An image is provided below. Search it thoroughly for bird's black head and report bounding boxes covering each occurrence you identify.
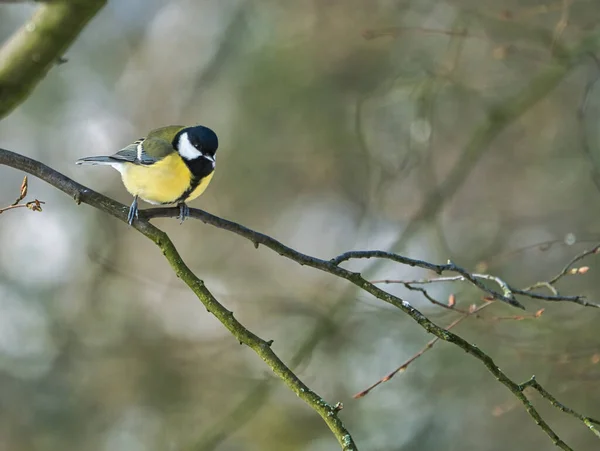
[173,125,219,161]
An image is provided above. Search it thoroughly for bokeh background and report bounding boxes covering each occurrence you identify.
[1,1,600,450]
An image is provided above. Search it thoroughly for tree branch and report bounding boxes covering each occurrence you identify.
[331,251,525,308]
[0,148,357,451]
[520,376,600,439]
[0,0,106,119]
[1,147,598,450]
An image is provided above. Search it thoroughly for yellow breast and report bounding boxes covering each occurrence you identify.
[120,154,214,205]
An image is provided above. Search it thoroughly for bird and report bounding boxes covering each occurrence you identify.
[76,125,218,225]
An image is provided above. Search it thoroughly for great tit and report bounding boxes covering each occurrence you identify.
[76,125,218,225]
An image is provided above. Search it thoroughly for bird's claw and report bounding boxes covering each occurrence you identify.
[178,203,189,224]
[127,196,139,226]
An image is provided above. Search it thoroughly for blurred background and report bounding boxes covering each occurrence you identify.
[1,1,600,450]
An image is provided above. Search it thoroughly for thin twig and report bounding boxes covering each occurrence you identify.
[372,276,464,285]
[362,26,476,41]
[523,244,600,290]
[487,309,544,321]
[0,176,44,214]
[403,283,467,312]
[0,200,44,214]
[372,270,599,308]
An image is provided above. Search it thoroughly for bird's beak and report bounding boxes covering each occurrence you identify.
[203,154,215,163]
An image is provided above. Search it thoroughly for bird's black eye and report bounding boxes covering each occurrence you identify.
[189,135,206,153]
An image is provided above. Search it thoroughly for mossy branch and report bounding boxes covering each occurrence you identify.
[0,0,106,119]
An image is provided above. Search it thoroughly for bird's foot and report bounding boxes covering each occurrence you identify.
[127,196,139,226]
[178,203,189,224]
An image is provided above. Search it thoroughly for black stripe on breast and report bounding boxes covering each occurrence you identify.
[175,156,214,203]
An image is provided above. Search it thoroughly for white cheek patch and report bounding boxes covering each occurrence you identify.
[178,132,202,160]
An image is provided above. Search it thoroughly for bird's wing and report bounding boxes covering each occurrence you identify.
[107,126,185,165]
[146,125,185,141]
[141,135,179,160]
[109,138,161,165]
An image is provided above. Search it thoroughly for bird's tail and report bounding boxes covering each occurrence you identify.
[75,156,116,165]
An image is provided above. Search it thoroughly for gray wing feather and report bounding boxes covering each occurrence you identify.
[111,141,157,165]
[76,139,158,166]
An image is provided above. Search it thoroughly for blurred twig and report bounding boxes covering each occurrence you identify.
[478,236,600,271]
[362,26,478,41]
[551,0,572,52]
[2,148,599,449]
[0,0,106,119]
[497,1,571,22]
[354,301,498,398]
[354,280,543,398]
[369,26,600,259]
[577,53,600,192]
[191,379,272,451]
